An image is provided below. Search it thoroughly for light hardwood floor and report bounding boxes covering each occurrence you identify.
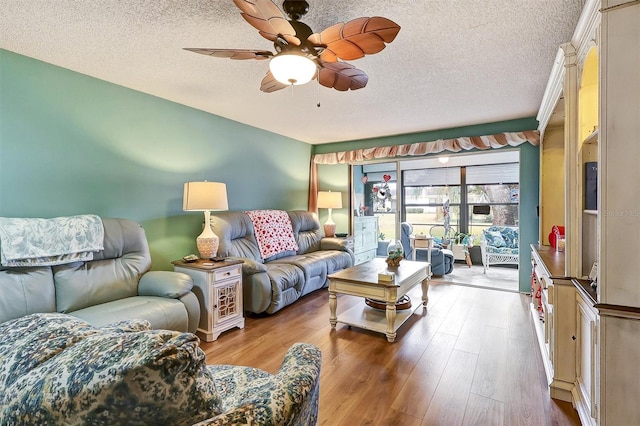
[433,263,520,293]
[200,281,580,425]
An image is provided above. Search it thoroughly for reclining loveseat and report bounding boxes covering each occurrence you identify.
[211,210,354,314]
[0,216,199,332]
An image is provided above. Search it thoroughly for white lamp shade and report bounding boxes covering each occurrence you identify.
[269,53,317,86]
[183,181,228,211]
[317,191,342,209]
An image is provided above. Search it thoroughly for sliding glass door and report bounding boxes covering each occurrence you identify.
[351,162,398,254]
[350,151,520,260]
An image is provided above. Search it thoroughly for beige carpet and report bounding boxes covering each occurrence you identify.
[431,262,519,292]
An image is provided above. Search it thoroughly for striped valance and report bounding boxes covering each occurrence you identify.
[312,130,540,165]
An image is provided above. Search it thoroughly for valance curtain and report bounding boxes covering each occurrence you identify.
[308,130,539,211]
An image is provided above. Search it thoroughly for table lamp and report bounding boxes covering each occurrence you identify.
[317,190,342,237]
[183,181,228,258]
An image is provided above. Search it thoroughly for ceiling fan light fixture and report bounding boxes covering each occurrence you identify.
[269,52,316,86]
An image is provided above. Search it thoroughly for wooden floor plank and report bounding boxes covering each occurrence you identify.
[421,349,478,425]
[454,304,489,354]
[437,294,472,336]
[462,393,505,426]
[201,278,581,426]
[470,325,508,402]
[504,335,547,425]
[390,331,457,418]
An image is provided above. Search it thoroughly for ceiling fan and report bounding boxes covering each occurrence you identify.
[184,0,401,93]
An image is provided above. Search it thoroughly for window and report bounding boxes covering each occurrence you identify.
[352,152,520,247]
[403,167,461,236]
[466,164,519,238]
[402,162,519,242]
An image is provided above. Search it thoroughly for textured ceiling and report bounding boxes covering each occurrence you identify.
[0,1,582,144]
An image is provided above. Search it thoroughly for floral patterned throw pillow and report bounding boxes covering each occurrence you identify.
[245,210,299,260]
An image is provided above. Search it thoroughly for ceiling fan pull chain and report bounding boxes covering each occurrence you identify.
[316,77,321,108]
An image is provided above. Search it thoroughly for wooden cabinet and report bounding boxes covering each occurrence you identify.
[596,4,640,424]
[574,280,599,426]
[530,245,576,402]
[353,216,378,265]
[173,259,245,342]
[536,1,640,423]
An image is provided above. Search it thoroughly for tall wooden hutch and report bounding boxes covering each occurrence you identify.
[534,0,640,424]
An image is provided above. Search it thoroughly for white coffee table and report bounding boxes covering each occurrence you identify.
[327,258,429,342]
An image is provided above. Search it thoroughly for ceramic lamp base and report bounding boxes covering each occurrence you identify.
[197,234,219,259]
[323,223,336,238]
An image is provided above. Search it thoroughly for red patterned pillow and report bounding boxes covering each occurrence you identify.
[245,210,299,260]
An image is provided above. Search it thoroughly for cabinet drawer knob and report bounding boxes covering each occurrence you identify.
[225,272,231,276]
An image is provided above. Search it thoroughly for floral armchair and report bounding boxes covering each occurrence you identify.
[480,226,519,273]
[0,313,321,426]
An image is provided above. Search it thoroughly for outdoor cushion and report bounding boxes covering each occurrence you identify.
[486,246,519,255]
[485,230,507,248]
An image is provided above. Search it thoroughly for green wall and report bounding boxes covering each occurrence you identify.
[518,143,540,292]
[0,49,541,287]
[0,50,311,269]
[315,118,540,293]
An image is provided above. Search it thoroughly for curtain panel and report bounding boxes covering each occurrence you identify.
[308,130,539,211]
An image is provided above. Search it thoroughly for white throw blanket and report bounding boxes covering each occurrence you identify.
[0,214,104,267]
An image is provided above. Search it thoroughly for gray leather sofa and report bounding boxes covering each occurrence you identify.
[0,218,199,332]
[212,210,354,314]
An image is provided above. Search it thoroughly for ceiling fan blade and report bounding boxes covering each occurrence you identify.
[233,0,300,46]
[318,61,368,91]
[309,16,401,62]
[260,71,290,93]
[184,48,273,60]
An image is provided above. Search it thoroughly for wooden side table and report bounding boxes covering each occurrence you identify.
[409,236,433,278]
[172,259,245,342]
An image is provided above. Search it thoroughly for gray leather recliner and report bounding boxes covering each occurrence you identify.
[400,222,454,275]
[0,218,199,332]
